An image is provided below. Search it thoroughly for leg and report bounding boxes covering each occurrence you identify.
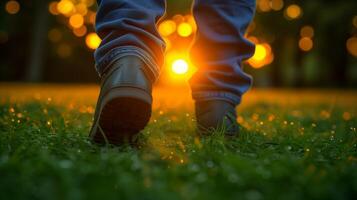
[90,0,166,145]
[190,0,256,135]
[95,0,166,81]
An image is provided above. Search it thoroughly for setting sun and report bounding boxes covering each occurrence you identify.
[172,59,189,75]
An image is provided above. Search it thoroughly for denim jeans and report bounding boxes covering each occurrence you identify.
[95,0,256,106]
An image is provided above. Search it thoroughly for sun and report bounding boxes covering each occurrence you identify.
[171,59,189,75]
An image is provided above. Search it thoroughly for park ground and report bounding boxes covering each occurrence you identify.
[0,84,356,200]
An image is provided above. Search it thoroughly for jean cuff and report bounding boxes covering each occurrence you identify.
[95,46,160,82]
[192,91,242,106]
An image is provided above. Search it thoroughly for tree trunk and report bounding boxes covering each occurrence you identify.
[25,0,49,82]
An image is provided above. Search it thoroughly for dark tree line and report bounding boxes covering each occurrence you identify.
[0,0,356,87]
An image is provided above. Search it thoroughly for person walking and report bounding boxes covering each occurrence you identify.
[90,0,256,144]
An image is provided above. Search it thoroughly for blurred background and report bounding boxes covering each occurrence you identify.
[0,0,356,88]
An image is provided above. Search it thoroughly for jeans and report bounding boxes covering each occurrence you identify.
[95,0,256,106]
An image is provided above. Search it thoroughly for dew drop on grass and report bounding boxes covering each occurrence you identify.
[195,173,207,183]
[59,160,72,169]
[245,190,262,200]
[228,173,239,183]
[286,146,292,151]
[206,160,214,168]
[189,164,199,172]
[330,136,334,141]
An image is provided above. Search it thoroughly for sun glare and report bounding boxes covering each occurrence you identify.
[172,59,189,75]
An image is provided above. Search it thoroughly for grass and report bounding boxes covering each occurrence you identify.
[0,85,356,200]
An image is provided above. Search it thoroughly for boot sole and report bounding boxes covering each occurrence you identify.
[90,87,152,145]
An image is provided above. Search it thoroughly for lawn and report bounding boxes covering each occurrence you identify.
[0,84,356,200]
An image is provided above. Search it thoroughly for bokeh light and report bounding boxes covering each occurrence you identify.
[300,26,314,38]
[247,41,273,69]
[299,37,313,52]
[353,16,357,28]
[285,4,302,20]
[85,11,96,25]
[48,28,62,43]
[57,0,74,15]
[271,0,284,11]
[73,26,87,37]
[85,33,101,50]
[186,15,197,32]
[158,20,176,37]
[177,23,193,37]
[253,45,267,61]
[69,14,84,29]
[172,14,185,24]
[258,0,271,12]
[5,0,20,15]
[346,37,357,57]
[57,43,72,58]
[48,2,59,15]
[75,3,88,16]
